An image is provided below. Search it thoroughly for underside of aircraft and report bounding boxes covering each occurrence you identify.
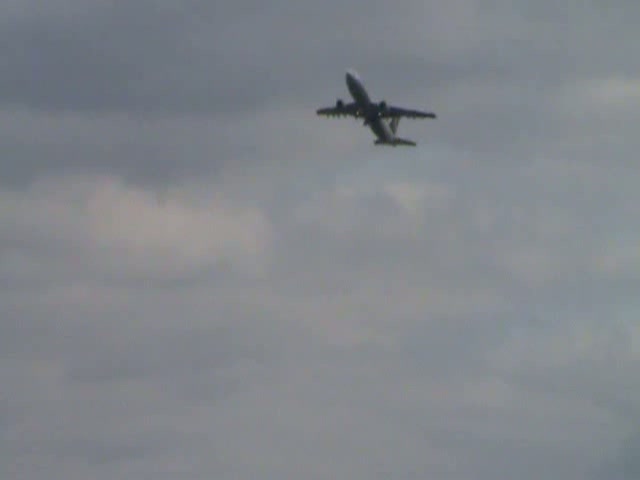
[316,70,437,146]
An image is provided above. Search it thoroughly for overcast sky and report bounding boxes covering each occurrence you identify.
[1,1,640,479]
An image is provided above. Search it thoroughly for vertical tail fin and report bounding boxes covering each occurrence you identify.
[389,117,400,134]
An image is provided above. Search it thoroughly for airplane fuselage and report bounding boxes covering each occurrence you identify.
[345,70,396,144]
[317,69,435,146]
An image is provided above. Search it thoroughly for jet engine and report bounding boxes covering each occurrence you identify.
[378,101,388,113]
[336,99,344,109]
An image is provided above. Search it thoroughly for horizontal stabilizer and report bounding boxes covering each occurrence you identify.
[374,138,416,147]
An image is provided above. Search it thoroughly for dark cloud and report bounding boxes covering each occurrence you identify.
[1,0,638,185]
[1,0,634,116]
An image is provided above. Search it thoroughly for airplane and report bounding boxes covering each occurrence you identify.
[316,69,436,146]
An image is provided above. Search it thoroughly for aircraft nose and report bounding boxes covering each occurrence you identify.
[346,69,360,83]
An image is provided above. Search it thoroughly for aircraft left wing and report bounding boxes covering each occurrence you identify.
[379,106,436,119]
[316,102,361,118]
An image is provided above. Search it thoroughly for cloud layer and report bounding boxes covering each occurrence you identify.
[2,1,640,479]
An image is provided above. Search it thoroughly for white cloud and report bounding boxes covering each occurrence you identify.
[0,175,273,281]
[595,241,640,276]
[553,76,640,137]
[86,177,272,276]
[292,179,453,241]
[3,158,640,480]
[581,77,640,107]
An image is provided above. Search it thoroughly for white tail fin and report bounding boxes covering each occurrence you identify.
[389,117,400,134]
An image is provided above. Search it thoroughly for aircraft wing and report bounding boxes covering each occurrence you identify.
[379,106,436,119]
[316,102,361,118]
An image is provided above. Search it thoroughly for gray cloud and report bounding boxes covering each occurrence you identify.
[594,433,640,480]
[2,1,640,479]
[2,0,639,184]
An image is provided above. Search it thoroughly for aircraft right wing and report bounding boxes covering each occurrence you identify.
[316,102,361,118]
[379,106,437,119]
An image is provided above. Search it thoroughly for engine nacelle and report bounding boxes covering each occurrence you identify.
[379,101,388,112]
[336,99,344,109]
